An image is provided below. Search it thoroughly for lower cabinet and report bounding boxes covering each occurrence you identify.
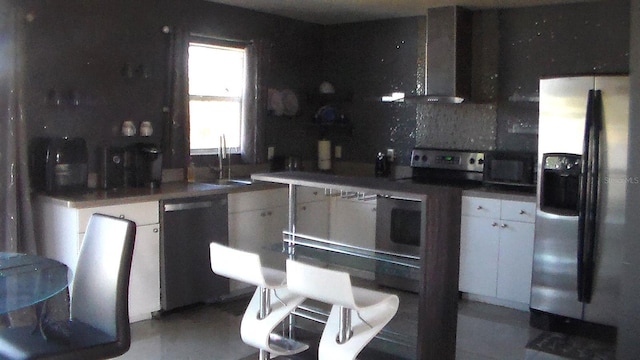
[329,196,377,249]
[35,199,161,323]
[459,195,536,308]
[128,224,161,322]
[296,187,330,239]
[227,188,288,292]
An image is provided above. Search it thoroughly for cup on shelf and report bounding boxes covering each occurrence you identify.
[140,121,153,136]
[121,120,136,136]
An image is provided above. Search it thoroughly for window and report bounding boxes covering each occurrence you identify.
[188,42,246,155]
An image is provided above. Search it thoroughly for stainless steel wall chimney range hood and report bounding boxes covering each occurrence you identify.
[405,6,472,104]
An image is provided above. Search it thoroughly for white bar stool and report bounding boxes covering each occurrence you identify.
[209,243,309,359]
[286,259,400,360]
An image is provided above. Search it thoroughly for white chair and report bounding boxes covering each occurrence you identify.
[209,243,308,359]
[286,259,400,360]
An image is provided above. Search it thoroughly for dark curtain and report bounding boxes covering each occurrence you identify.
[0,0,36,254]
[242,39,269,164]
[162,26,189,173]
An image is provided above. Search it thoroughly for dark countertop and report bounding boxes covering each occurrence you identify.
[463,186,536,202]
[252,171,460,199]
[35,181,284,209]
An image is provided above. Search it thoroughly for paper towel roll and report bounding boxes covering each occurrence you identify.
[318,139,331,170]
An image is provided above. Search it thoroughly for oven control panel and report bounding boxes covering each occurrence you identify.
[410,148,485,173]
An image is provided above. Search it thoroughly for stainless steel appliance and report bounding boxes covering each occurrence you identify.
[483,151,536,188]
[531,75,629,328]
[124,143,163,188]
[376,148,484,292]
[29,137,88,194]
[97,146,125,189]
[409,148,485,184]
[160,195,229,311]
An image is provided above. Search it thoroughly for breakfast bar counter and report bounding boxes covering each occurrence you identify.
[34,181,283,209]
[252,171,463,360]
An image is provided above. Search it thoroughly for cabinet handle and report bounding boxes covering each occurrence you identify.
[301,206,307,211]
[267,211,272,216]
[501,223,508,228]
[491,222,498,227]
[519,210,526,215]
[261,212,266,217]
[313,191,318,196]
[119,214,125,219]
[153,228,159,233]
[477,206,483,210]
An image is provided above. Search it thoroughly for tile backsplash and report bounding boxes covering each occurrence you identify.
[415,103,497,151]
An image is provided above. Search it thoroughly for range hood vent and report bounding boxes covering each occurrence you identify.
[407,6,472,104]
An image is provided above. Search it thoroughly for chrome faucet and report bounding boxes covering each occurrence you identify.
[218,135,225,180]
[217,134,231,180]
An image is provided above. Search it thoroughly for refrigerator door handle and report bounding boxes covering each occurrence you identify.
[577,89,602,303]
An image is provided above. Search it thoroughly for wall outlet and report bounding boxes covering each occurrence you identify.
[267,146,275,160]
[386,148,395,162]
[335,145,342,159]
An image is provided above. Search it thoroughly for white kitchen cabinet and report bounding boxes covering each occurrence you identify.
[459,215,500,297]
[296,187,330,239]
[459,195,536,308]
[329,196,377,250]
[227,188,288,292]
[34,199,161,323]
[128,223,161,322]
[496,219,535,303]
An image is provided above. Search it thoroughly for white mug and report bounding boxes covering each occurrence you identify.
[140,121,153,136]
[121,120,136,136]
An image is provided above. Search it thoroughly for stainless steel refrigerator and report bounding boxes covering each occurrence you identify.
[531,75,629,327]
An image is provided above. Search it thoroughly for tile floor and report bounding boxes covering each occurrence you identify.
[114,298,547,360]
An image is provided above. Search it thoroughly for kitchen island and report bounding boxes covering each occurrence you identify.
[252,171,463,360]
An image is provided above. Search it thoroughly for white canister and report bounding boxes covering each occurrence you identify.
[318,139,331,170]
[121,120,136,136]
[140,121,153,136]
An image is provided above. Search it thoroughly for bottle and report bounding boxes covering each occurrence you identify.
[375,152,389,177]
[187,158,196,182]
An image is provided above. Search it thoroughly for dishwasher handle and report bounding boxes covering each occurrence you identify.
[163,200,215,212]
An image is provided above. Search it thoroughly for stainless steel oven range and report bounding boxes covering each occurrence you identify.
[375,148,484,293]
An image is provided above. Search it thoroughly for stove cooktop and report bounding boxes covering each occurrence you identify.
[407,148,485,188]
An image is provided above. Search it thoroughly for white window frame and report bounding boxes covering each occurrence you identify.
[188,40,247,156]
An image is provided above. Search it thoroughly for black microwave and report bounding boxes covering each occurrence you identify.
[483,151,536,188]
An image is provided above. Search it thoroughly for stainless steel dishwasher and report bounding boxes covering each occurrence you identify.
[160,194,229,311]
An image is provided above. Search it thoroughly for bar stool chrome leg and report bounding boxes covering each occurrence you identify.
[337,306,352,344]
[259,287,271,360]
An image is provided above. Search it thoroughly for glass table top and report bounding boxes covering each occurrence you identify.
[0,252,69,314]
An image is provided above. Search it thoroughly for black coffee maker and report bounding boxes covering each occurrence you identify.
[124,143,163,188]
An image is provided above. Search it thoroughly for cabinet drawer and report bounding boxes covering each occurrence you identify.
[228,188,288,213]
[78,201,159,231]
[500,200,536,223]
[461,197,501,219]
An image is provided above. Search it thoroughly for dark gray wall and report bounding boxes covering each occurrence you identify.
[20,0,322,171]
[319,1,629,165]
[497,0,630,152]
[18,0,630,170]
[321,17,425,165]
